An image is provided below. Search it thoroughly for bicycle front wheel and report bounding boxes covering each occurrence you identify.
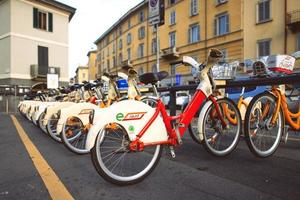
[244,92,284,158]
[202,98,242,156]
[91,123,163,185]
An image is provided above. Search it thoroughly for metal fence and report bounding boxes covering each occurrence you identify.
[0,85,31,113]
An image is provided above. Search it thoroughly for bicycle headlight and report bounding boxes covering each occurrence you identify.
[89,110,95,124]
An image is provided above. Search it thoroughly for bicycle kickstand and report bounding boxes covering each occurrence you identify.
[169,146,176,158]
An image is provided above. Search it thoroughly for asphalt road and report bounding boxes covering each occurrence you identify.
[1,113,300,200]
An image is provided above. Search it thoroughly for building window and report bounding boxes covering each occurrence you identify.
[138,43,144,58]
[33,8,53,32]
[169,31,176,47]
[216,0,228,5]
[139,11,145,23]
[107,47,109,56]
[189,24,200,43]
[152,39,157,54]
[257,0,271,23]
[257,39,271,57]
[169,0,177,5]
[127,48,131,60]
[128,19,131,29]
[106,37,109,45]
[112,43,116,54]
[119,53,123,65]
[215,13,229,36]
[297,34,300,51]
[138,67,144,75]
[190,0,198,16]
[138,26,145,39]
[82,73,86,79]
[38,46,49,75]
[127,33,132,45]
[107,59,110,71]
[152,64,157,72]
[119,39,123,49]
[113,56,116,68]
[170,10,176,25]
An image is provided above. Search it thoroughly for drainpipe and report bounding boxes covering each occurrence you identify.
[284,0,287,54]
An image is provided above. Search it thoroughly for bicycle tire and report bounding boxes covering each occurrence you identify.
[244,91,284,158]
[61,117,89,154]
[91,123,163,185]
[202,97,242,156]
[47,113,61,142]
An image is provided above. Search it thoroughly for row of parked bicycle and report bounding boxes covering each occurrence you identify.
[18,49,300,185]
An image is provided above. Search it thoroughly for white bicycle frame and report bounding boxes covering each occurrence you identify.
[85,55,217,151]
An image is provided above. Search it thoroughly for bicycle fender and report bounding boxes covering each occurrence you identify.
[43,102,75,126]
[197,100,214,141]
[85,100,168,151]
[56,102,99,134]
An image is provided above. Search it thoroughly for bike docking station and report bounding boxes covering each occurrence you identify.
[136,72,300,116]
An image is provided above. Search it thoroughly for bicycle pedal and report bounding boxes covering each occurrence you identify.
[169,146,176,158]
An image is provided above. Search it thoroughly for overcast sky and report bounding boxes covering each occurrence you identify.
[56,0,143,78]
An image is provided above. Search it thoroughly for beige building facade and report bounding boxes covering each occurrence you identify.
[0,0,75,85]
[94,0,300,85]
[87,50,97,81]
[75,66,88,84]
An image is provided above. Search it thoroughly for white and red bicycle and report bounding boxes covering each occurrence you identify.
[85,49,242,185]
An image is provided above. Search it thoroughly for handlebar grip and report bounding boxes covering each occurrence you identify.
[170,60,183,65]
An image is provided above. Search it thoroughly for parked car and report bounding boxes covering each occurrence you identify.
[161,91,191,109]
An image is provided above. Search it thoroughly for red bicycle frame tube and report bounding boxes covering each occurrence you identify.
[135,90,206,143]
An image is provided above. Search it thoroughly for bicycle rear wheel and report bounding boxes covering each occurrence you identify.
[244,92,284,158]
[38,111,48,134]
[202,98,241,156]
[61,117,89,154]
[91,123,162,185]
[47,113,61,142]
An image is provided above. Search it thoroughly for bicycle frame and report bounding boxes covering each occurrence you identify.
[270,86,300,130]
[129,90,227,151]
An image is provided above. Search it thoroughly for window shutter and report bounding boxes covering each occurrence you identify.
[226,14,229,33]
[188,28,191,43]
[214,18,217,36]
[197,25,200,41]
[33,8,38,28]
[48,12,53,32]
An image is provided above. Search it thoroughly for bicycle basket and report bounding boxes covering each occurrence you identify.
[212,61,239,80]
[266,55,295,74]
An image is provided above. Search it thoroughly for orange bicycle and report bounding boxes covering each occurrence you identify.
[244,84,300,158]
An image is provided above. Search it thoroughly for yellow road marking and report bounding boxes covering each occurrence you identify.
[10,115,74,200]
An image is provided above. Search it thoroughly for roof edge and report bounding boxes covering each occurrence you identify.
[94,0,148,45]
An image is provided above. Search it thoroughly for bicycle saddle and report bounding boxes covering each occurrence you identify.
[94,79,104,87]
[139,71,169,85]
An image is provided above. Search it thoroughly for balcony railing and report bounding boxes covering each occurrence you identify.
[287,10,300,32]
[30,65,60,80]
[161,47,179,60]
